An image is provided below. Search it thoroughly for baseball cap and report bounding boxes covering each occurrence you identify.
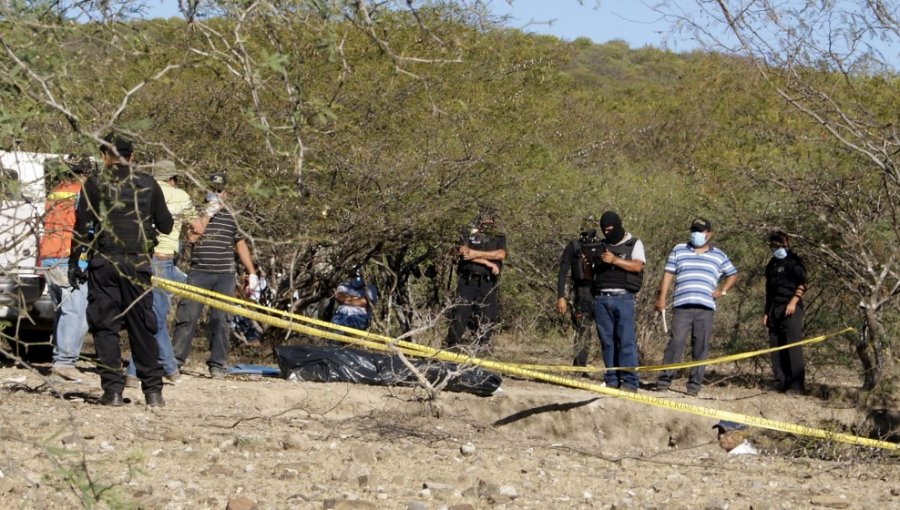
[209,173,227,192]
[152,160,180,181]
[64,153,95,175]
[99,132,133,157]
[690,217,712,232]
[712,420,747,433]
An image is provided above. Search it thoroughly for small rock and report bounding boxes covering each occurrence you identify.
[203,464,234,476]
[100,441,114,451]
[330,500,376,510]
[407,502,428,510]
[350,445,377,464]
[61,434,79,446]
[809,495,850,509]
[891,488,900,496]
[133,495,168,509]
[499,485,518,498]
[423,481,456,492]
[226,496,258,510]
[460,442,476,457]
[449,505,476,510]
[161,428,187,443]
[476,480,500,500]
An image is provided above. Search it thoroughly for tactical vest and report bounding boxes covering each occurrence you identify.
[458,233,504,277]
[95,170,158,255]
[571,239,604,283]
[592,238,643,293]
[765,254,804,305]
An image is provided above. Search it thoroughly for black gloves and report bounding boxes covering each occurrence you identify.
[67,265,86,289]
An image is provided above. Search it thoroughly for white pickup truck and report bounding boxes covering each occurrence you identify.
[1,150,56,359]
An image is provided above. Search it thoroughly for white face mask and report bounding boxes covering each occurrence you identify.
[690,231,707,247]
[206,191,218,202]
[772,247,788,259]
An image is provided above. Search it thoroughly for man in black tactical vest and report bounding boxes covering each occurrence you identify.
[445,209,507,352]
[69,133,173,407]
[764,231,807,394]
[591,211,645,391]
[556,217,603,367]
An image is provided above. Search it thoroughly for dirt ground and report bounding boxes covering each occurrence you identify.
[1,335,898,510]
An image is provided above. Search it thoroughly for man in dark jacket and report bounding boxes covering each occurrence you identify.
[764,231,807,394]
[445,209,507,352]
[69,133,173,407]
[556,217,602,367]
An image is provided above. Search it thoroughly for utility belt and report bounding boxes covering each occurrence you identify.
[593,289,631,297]
[460,272,496,284]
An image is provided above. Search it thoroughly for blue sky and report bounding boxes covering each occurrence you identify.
[144,0,700,51]
[489,0,702,51]
[144,0,896,66]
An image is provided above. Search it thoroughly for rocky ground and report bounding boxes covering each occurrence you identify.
[1,338,898,510]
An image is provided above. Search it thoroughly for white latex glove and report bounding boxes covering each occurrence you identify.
[203,197,223,217]
[246,273,261,302]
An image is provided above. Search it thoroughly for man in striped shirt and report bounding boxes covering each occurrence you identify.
[653,218,737,396]
[171,173,257,379]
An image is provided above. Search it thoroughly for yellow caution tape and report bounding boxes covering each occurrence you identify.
[512,328,856,373]
[153,277,898,451]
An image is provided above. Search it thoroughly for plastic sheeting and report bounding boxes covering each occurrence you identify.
[274,344,501,397]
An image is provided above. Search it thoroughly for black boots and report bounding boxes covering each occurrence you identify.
[145,392,165,407]
[99,392,124,406]
[98,391,165,407]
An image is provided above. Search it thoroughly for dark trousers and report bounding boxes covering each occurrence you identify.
[446,274,499,349]
[571,286,595,367]
[657,306,715,393]
[593,293,639,389]
[86,255,162,395]
[768,303,805,391]
[172,270,235,369]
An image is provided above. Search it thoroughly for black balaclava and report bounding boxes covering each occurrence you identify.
[599,211,625,244]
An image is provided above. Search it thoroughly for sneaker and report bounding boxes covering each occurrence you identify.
[651,383,670,392]
[686,387,700,397]
[125,375,140,388]
[50,366,83,383]
[209,367,227,379]
[620,386,638,393]
[164,370,182,384]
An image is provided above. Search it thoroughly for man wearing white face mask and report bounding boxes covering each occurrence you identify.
[653,217,737,396]
[764,231,807,394]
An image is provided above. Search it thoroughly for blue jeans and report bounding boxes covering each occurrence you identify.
[593,293,639,389]
[172,270,235,370]
[331,312,370,331]
[49,278,89,367]
[125,257,185,377]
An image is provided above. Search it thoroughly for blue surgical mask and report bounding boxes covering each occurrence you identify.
[772,247,788,259]
[206,191,218,202]
[690,231,707,247]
